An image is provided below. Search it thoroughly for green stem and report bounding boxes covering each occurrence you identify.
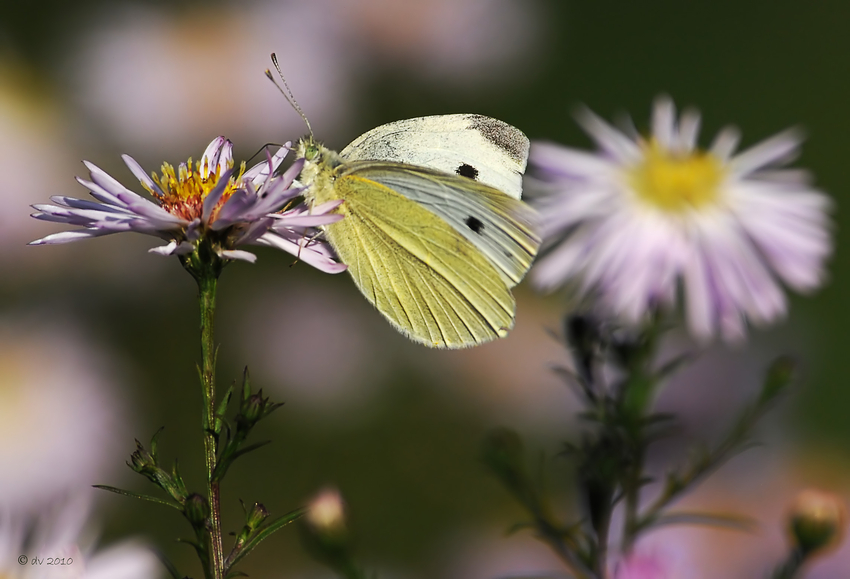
[622,446,644,553]
[199,273,224,579]
[620,321,660,553]
[593,507,612,578]
[772,547,805,579]
[528,504,596,579]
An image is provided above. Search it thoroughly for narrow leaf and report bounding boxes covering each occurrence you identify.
[153,550,185,579]
[225,507,306,572]
[212,441,271,482]
[93,485,181,510]
[650,510,756,532]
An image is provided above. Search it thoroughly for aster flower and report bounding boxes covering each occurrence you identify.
[530,97,832,341]
[0,318,122,513]
[30,136,346,274]
[0,495,160,579]
[613,551,672,579]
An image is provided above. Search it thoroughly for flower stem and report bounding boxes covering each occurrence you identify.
[772,548,805,579]
[199,273,224,579]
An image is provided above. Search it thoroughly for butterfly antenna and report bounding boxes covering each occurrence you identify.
[266,53,313,138]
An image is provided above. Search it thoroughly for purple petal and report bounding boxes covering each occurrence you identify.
[244,142,293,187]
[255,231,347,274]
[202,168,234,223]
[730,129,802,175]
[29,229,114,245]
[122,154,164,196]
[219,249,257,263]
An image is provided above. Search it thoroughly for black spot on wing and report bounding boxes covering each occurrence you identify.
[465,216,484,234]
[456,163,479,179]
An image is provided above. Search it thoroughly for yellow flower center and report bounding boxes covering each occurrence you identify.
[146,157,245,223]
[628,140,725,212]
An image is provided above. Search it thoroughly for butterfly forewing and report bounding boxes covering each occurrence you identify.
[339,114,529,199]
[343,162,540,287]
[326,173,515,348]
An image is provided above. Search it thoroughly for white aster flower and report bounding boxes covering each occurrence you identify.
[530,97,833,341]
[30,137,346,274]
[0,318,124,513]
[0,495,161,579]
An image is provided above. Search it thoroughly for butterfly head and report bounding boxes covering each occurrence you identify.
[296,136,321,163]
[293,136,341,201]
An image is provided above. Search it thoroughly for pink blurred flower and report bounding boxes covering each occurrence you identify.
[531,96,832,341]
[614,551,670,579]
[30,137,346,273]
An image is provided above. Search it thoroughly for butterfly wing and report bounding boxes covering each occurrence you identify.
[340,114,529,200]
[324,172,516,348]
[341,162,540,288]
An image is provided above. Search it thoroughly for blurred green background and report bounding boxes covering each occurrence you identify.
[3,1,849,577]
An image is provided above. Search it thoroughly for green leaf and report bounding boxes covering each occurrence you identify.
[759,356,796,406]
[92,485,181,510]
[241,367,252,402]
[654,352,694,381]
[212,441,271,482]
[505,521,535,535]
[153,550,185,579]
[650,510,756,532]
[214,384,235,437]
[225,507,306,573]
[150,426,166,457]
[176,537,207,559]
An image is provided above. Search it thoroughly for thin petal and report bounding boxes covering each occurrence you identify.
[202,168,234,223]
[219,249,257,263]
[254,231,347,274]
[122,155,164,196]
[575,106,642,163]
[729,128,802,175]
[651,96,676,150]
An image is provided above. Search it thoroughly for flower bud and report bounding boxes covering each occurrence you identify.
[246,502,270,532]
[789,489,846,556]
[306,487,347,538]
[184,493,210,528]
[128,440,157,475]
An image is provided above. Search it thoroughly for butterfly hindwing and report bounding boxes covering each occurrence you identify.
[339,114,529,200]
[341,162,540,287]
[324,173,515,348]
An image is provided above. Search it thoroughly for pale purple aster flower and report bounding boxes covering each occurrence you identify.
[0,494,161,579]
[531,96,832,341]
[30,136,346,274]
[613,551,671,579]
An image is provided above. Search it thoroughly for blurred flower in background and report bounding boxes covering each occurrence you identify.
[0,58,79,269]
[605,450,850,578]
[613,550,675,579]
[319,0,541,85]
[233,281,395,414]
[530,96,833,341]
[66,0,543,157]
[0,494,161,579]
[0,316,128,513]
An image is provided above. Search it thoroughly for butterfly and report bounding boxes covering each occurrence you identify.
[294,114,540,348]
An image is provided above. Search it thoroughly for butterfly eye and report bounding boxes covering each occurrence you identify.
[305,144,320,161]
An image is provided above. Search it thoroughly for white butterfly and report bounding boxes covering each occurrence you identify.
[295,113,540,348]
